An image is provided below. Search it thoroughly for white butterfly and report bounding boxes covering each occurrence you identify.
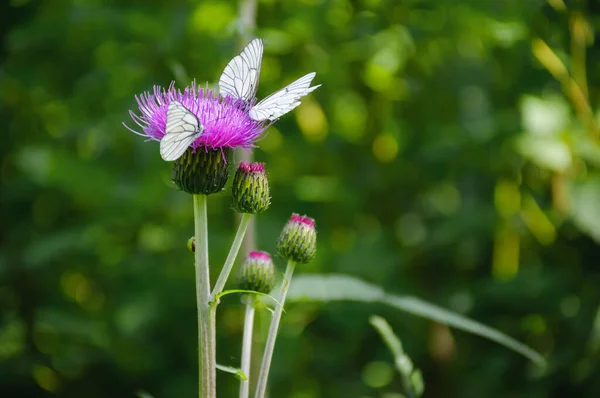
[160,101,204,161]
[218,38,263,102]
[219,38,320,122]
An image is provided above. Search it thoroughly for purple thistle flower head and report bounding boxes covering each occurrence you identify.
[126,38,320,161]
[126,81,269,151]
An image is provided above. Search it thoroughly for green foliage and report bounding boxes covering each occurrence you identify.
[2,0,600,397]
[288,274,545,366]
[215,289,282,310]
[215,364,248,381]
[370,315,424,397]
[135,391,155,398]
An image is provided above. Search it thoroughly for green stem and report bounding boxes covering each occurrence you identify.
[233,0,257,253]
[401,373,416,398]
[208,302,217,395]
[253,260,296,398]
[237,0,257,42]
[212,213,252,297]
[239,296,256,398]
[193,194,216,398]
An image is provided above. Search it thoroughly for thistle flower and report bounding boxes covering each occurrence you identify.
[126,81,268,153]
[125,38,320,162]
[125,82,262,194]
[232,162,270,214]
[238,251,276,294]
[277,213,317,264]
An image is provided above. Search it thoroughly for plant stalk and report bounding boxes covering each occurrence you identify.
[212,213,252,297]
[253,260,296,398]
[193,194,216,398]
[236,0,258,258]
[401,373,416,398]
[238,0,257,42]
[239,296,256,398]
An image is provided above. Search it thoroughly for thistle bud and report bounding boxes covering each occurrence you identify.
[238,251,276,294]
[276,213,317,264]
[231,162,270,214]
[172,147,230,195]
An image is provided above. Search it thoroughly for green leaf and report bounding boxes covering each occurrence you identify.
[370,315,406,364]
[288,274,546,367]
[135,391,155,398]
[520,95,569,137]
[516,134,572,172]
[216,364,248,381]
[215,289,284,310]
[569,175,600,243]
[370,315,422,397]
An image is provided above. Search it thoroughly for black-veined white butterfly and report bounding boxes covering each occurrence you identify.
[218,38,320,122]
[160,101,204,161]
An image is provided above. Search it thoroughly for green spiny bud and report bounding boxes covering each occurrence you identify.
[231,162,270,214]
[172,147,230,195]
[276,213,317,264]
[238,251,276,294]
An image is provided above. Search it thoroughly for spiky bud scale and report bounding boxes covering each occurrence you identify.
[172,147,230,195]
[231,162,270,214]
[238,251,276,294]
[276,213,317,264]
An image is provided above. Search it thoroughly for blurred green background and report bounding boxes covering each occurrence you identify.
[2,0,600,397]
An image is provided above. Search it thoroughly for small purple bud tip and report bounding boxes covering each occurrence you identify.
[239,161,265,174]
[232,161,270,214]
[238,250,276,293]
[277,213,317,264]
[248,250,271,261]
[290,213,315,228]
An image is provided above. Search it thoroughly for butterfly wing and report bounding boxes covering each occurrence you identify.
[160,101,204,161]
[249,72,320,122]
[218,38,263,101]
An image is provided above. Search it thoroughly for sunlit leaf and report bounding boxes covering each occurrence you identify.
[216,364,248,381]
[569,175,600,243]
[135,391,155,398]
[288,274,546,367]
[216,289,283,309]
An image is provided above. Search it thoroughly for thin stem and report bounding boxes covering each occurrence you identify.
[208,302,217,395]
[193,194,216,398]
[253,261,296,398]
[236,0,258,257]
[212,213,253,297]
[239,296,256,398]
[401,374,416,398]
[238,0,257,42]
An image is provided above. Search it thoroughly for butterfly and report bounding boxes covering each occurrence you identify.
[160,39,320,161]
[218,38,321,121]
[160,100,204,161]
